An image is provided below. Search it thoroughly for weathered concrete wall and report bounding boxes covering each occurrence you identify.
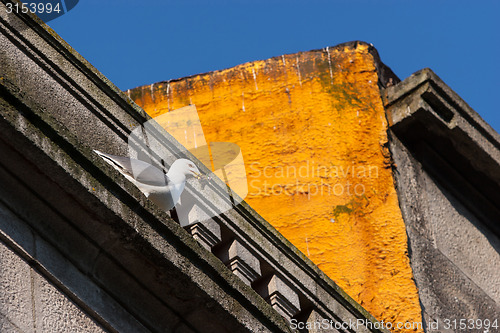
[0,208,107,333]
[384,69,500,330]
[129,42,424,331]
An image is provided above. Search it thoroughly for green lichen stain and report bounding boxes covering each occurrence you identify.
[332,195,370,221]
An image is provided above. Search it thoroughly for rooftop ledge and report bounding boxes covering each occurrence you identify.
[0,1,388,332]
[383,68,500,236]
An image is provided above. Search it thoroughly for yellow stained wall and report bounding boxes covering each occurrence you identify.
[130,42,423,332]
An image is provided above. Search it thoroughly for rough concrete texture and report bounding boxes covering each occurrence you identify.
[384,68,500,329]
[0,223,108,333]
[129,41,423,331]
[0,1,390,332]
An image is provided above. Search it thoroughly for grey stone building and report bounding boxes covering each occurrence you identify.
[384,69,500,330]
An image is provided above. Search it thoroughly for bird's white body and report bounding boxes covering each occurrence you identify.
[94,150,202,211]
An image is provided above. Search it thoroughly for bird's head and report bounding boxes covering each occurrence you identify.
[172,159,203,179]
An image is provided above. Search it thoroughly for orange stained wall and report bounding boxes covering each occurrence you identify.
[129,42,423,332]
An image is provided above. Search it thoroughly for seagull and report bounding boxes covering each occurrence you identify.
[94,150,203,211]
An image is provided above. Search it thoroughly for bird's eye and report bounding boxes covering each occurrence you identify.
[188,163,194,168]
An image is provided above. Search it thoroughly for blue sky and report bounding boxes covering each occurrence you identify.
[49,0,499,132]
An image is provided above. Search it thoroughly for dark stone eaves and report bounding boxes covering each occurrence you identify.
[383,67,500,236]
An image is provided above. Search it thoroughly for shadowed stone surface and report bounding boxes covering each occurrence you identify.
[384,68,500,330]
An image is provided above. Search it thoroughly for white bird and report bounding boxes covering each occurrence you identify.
[94,150,203,211]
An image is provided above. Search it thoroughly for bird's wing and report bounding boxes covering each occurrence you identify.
[94,150,169,187]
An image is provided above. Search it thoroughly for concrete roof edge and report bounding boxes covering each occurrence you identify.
[383,67,500,147]
[383,67,500,236]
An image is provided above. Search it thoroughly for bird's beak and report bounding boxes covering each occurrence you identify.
[193,172,203,180]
